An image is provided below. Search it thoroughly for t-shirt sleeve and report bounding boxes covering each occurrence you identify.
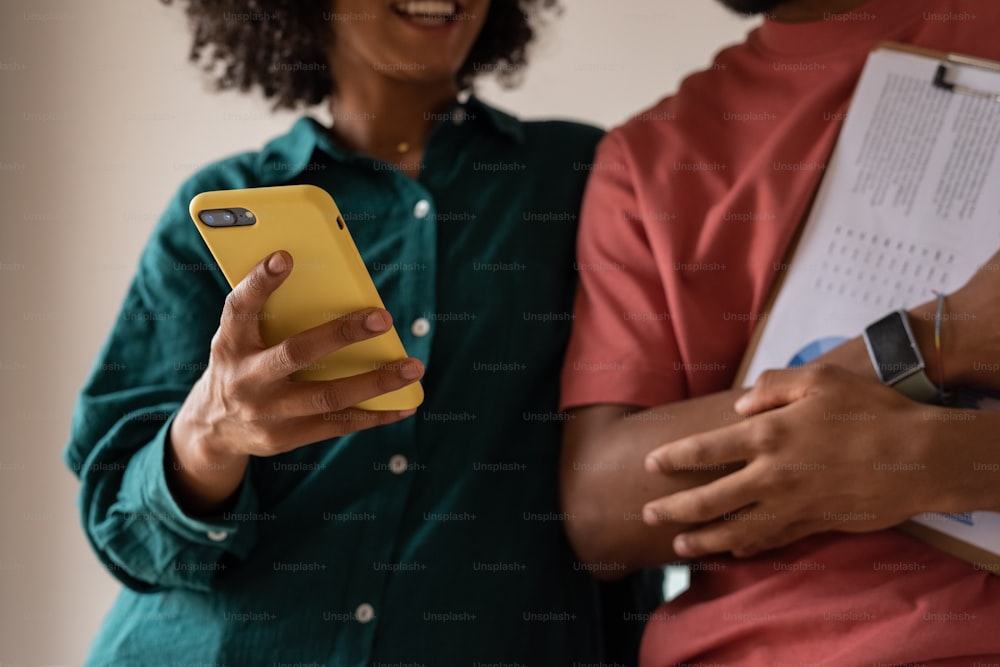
[560,131,687,411]
[64,183,260,592]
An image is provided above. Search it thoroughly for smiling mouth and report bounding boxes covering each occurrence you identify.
[391,1,461,25]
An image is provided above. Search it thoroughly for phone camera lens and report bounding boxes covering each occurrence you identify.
[199,208,250,226]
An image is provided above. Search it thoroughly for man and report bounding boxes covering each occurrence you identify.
[560,0,1000,663]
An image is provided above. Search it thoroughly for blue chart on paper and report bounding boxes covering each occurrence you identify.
[787,336,850,368]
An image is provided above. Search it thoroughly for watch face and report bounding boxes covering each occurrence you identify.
[866,311,921,384]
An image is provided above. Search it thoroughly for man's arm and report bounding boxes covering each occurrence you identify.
[642,365,1000,558]
[560,334,891,576]
[559,128,1000,575]
[561,393,742,576]
[638,255,1000,558]
[562,274,999,577]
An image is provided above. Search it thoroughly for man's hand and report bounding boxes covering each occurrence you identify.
[559,247,1000,572]
[641,365,947,558]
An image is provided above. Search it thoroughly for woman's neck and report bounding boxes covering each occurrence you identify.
[328,72,459,178]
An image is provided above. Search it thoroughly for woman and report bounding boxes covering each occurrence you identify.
[65,0,654,664]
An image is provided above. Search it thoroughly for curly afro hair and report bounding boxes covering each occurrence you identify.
[160,0,560,109]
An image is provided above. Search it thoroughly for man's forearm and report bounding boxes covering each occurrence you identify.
[912,406,1000,515]
[561,391,747,575]
[560,299,965,575]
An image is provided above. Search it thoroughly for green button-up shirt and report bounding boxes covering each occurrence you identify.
[66,98,621,666]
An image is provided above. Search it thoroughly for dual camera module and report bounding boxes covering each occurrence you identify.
[199,207,256,227]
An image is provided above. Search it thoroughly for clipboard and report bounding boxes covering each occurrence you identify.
[734,42,1000,573]
[735,42,1000,387]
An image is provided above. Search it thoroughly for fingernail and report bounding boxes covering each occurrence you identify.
[267,252,287,274]
[644,455,660,473]
[674,535,691,556]
[734,394,751,413]
[398,408,417,418]
[400,361,423,380]
[364,311,389,332]
[643,506,660,525]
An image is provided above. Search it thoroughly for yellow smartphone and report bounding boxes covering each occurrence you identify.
[189,184,423,411]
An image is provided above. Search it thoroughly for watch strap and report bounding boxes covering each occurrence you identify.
[863,310,939,403]
[894,367,939,403]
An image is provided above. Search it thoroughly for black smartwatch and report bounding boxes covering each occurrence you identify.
[863,310,939,403]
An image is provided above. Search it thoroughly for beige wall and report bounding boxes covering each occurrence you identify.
[0,1,754,663]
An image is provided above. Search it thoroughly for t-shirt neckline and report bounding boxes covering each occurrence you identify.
[756,0,932,57]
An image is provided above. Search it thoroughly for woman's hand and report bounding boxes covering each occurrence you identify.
[167,251,424,514]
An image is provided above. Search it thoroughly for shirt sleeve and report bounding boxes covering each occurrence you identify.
[65,186,260,593]
[560,131,687,411]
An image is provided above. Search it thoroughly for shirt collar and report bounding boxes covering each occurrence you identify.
[463,94,525,144]
[255,94,524,181]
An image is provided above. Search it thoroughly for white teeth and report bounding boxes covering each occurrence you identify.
[392,1,458,19]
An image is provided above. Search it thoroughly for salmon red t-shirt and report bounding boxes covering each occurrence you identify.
[561,0,1000,663]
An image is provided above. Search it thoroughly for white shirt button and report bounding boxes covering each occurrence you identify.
[411,317,431,337]
[413,199,431,220]
[206,530,229,542]
[389,454,409,475]
[452,107,467,125]
[355,603,375,624]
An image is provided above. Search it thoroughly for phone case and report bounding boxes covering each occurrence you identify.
[189,184,423,411]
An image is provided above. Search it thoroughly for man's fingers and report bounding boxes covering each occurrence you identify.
[669,511,760,558]
[221,251,293,345]
[261,308,395,377]
[730,520,817,558]
[645,422,752,475]
[270,361,424,417]
[642,466,760,527]
[734,367,819,415]
[675,516,819,560]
